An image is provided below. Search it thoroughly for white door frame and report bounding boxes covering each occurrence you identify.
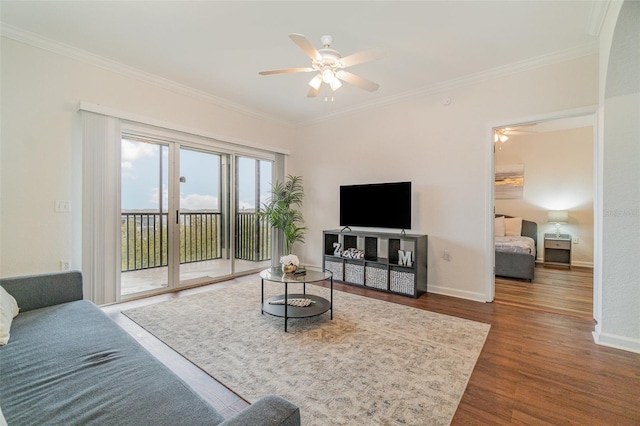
[485,106,600,323]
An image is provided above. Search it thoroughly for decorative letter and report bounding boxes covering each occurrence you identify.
[398,250,413,267]
[333,242,343,257]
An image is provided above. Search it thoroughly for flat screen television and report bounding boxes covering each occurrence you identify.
[340,181,411,230]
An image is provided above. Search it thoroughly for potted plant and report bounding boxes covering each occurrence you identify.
[260,175,306,272]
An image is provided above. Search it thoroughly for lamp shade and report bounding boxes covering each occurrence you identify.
[309,74,322,90]
[548,210,569,223]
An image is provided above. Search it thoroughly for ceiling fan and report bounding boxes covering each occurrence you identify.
[495,123,538,144]
[259,34,382,98]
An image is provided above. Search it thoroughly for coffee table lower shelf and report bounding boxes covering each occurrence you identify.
[262,294,332,331]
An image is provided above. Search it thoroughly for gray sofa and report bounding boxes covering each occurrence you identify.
[0,271,300,426]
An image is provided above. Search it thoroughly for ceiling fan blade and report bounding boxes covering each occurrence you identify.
[289,33,322,62]
[335,70,379,92]
[337,48,384,68]
[307,86,320,98]
[259,67,314,75]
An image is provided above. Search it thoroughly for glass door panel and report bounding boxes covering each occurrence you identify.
[120,137,270,297]
[120,138,169,297]
[178,147,231,286]
[235,156,273,273]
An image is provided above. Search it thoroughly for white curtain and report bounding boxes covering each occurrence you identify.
[81,111,121,305]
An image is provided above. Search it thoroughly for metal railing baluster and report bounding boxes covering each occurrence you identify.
[121,211,270,272]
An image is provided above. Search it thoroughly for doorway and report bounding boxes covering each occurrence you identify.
[492,114,595,318]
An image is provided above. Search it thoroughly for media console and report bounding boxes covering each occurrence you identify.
[322,229,427,298]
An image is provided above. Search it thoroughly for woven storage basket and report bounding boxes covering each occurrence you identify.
[390,269,415,296]
[325,260,343,281]
[365,265,387,290]
[345,262,364,285]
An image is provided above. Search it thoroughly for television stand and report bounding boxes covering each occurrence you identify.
[322,229,427,298]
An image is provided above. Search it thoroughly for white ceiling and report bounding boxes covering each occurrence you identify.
[0,1,601,126]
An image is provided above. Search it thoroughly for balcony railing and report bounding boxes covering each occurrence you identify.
[121,211,271,272]
[235,212,271,262]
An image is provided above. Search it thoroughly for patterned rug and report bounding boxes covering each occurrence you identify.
[123,279,490,425]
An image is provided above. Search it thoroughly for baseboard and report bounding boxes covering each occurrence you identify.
[571,261,594,268]
[427,285,487,303]
[593,329,640,354]
[536,260,594,268]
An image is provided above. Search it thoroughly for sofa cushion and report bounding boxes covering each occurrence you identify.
[0,271,83,313]
[0,300,225,425]
[0,285,20,345]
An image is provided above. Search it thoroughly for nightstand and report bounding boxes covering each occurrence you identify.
[544,233,572,268]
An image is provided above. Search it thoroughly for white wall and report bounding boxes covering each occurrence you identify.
[2,5,638,356]
[495,127,594,266]
[595,0,640,353]
[0,37,295,277]
[291,54,598,302]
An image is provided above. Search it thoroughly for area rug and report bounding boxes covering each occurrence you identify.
[123,279,490,425]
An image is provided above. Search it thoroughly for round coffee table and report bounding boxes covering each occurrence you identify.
[260,267,333,332]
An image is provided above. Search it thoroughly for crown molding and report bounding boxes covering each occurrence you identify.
[0,24,292,128]
[296,42,599,127]
[587,0,610,36]
[2,23,598,129]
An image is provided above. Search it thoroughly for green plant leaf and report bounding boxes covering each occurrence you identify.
[259,175,306,255]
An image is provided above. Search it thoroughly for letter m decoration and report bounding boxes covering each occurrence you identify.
[398,250,413,267]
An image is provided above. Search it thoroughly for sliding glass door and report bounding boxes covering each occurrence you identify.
[120,138,170,296]
[234,156,273,273]
[120,135,274,298]
[120,137,231,297]
[177,147,231,287]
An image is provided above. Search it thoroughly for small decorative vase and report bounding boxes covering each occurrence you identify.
[282,263,297,274]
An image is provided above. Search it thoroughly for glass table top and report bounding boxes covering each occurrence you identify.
[260,266,332,283]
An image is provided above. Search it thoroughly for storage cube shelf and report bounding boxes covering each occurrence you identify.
[323,229,428,298]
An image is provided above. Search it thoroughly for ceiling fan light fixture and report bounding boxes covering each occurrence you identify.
[309,74,322,90]
[494,130,509,143]
[260,33,381,98]
[321,66,334,83]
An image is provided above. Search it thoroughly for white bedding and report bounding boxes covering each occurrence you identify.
[495,235,536,257]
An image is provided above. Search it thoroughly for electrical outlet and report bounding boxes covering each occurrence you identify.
[60,260,70,271]
[573,237,579,244]
[55,200,71,212]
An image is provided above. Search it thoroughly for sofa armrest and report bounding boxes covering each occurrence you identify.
[220,395,300,426]
[0,271,83,312]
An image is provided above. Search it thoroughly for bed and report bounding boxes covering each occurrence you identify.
[495,214,538,282]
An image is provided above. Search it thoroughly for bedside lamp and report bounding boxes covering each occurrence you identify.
[548,210,568,237]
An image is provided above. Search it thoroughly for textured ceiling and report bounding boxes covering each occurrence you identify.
[1,1,601,126]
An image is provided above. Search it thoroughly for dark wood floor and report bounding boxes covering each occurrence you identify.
[103,272,640,425]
